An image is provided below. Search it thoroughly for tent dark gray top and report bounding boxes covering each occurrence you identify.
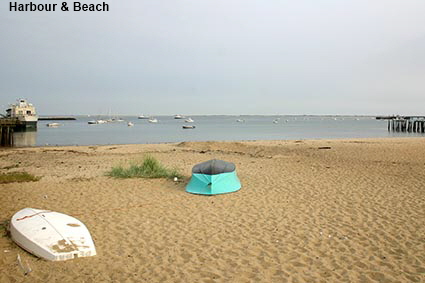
[192,159,236,175]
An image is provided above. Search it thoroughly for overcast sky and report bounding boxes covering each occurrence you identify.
[1,0,424,115]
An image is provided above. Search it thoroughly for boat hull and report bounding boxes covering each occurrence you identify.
[186,171,241,195]
[10,208,96,261]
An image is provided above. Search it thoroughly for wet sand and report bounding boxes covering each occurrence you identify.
[0,138,424,282]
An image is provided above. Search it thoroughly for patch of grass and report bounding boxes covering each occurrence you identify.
[0,220,10,237]
[0,172,41,184]
[107,155,183,179]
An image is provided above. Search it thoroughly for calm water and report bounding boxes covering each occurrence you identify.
[13,115,424,147]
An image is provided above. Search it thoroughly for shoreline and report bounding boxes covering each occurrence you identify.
[9,136,425,150]
[1,138,424,282]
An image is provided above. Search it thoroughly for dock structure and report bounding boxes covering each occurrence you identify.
[0,118,18,146]
[376,116,425,133]
[39,116,76,120]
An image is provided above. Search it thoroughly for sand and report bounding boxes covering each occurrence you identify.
[0,138,424,282]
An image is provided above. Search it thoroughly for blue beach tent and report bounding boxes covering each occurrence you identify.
[186,159,241,195]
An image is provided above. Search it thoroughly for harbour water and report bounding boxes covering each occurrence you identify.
[13,115,425,147]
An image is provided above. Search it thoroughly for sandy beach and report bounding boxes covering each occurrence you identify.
[0,138,424,282]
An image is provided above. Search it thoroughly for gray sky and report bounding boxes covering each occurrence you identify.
[1,0,425,115]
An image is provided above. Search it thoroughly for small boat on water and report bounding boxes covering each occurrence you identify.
[148,118,158,123]
[10,208,96,261]
[105,116,124,123]
[138,115,149,119]
[87,119,107,125]
[46,123,61,127]
[185,118,194,123]
[182,125,196,129]
[236,119,245,123]
[104,118,124,123]
[127,122,134,127]
[174,114,185,119]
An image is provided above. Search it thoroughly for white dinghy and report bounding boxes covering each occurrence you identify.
[10,208,96,261]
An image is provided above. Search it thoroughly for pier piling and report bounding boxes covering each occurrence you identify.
[0,125,14,146]
[378,116,425,134]
[0,118,18,147]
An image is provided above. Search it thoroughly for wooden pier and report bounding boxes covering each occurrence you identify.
[39,116,76,120]
[376,116,425,133]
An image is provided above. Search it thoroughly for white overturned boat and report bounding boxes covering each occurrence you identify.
[185,118,194,123]
[10,208,96,261]
[127,121,134,127]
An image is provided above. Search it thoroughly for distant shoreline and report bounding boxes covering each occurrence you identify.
[41,114,379,117]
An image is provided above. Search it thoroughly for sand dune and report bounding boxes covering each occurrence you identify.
[0,138,424,282]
